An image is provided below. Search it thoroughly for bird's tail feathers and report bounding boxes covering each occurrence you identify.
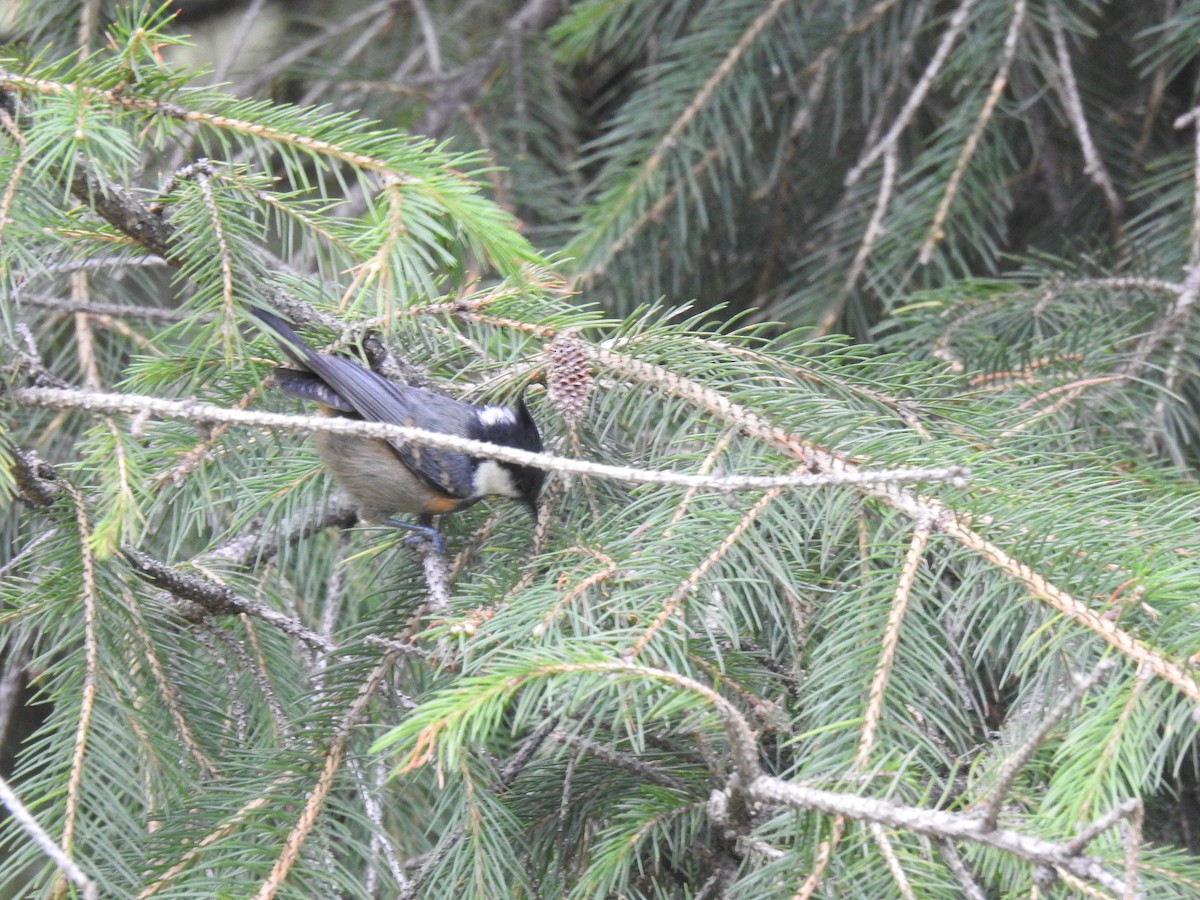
[249,306,318,369]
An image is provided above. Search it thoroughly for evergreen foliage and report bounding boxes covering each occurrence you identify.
[2,2,1200,897]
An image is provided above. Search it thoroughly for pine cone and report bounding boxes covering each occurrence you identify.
[545,330,593,425]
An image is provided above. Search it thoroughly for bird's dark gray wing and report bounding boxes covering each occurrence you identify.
[300,354,480,499]
[250,309,478,498]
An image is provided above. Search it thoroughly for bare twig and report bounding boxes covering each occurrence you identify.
[351,756,410,893]
[383,0,490,88]
[12,384,970,493]
[18,295,189,320]
[408,0,443,75]
[553,729,688,791]
[5,443,62,507]
[237,0,404,96]
[0,773,98,900]
[1046,7,1123,221]
[77,0,100,54]
[419,539,452,611]
[213,0,272,86]
[122,547,335,654]
[1124,799,1143,900]
[1179,109,1200,265]
[749,775,1136,897]
[844,0,981,186]
[2,323,68,390]
[978,659,1115,831]
[203,498,359,569]
[0,638,32,760]
[414,0,562,139]
[15,254,169,278]
[934,838,987,900]
[297,5,403,109]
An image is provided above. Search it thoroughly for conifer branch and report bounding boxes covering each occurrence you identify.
[569,0,796,281]
[0,101,27,240]
[934,839,988,900]
[123,596,219,778]
[0,70,412,177]
[589,345,1200,703]
[869,822,916,899]
[254,646,401,900]
[135,775,298,899]
[943,520,1200,703]
[397,719,561,900]
[815,145,897,337]
[5,8,1200,894]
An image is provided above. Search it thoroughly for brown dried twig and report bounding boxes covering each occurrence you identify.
[854,521,932,771]
[919,0,1027,263]
[58,483,99,872]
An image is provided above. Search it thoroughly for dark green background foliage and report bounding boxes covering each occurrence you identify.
[3,1,1200,897]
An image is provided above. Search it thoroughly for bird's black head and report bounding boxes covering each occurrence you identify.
[511,464,546,520]
[474,393,546,517]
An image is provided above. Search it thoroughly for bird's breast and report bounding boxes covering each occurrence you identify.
[313,432,464,520]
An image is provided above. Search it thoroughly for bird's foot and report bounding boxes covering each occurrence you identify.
[384,517,446,556]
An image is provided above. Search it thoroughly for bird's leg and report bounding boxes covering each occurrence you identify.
[384,515,445,556]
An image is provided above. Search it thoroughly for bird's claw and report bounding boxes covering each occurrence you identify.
[384,517,445,556]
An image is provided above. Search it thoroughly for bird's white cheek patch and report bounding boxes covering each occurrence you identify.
[478,406,517,427]
[473,459,519,497]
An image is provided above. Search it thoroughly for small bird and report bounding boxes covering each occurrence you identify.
[252,308,545,549]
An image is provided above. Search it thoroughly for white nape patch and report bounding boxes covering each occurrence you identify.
[478,405,517,428]
[473,459,520,498]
